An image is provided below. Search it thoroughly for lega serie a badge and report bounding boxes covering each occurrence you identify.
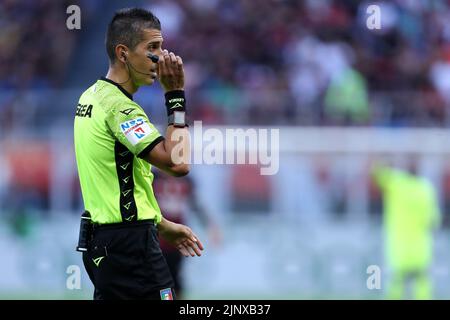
[120,117,153,146]
[160,288,174,300]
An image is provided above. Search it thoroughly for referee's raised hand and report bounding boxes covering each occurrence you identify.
[158,49,184,92]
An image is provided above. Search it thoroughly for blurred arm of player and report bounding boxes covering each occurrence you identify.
[143,49,190,177]
[189,182,222,248]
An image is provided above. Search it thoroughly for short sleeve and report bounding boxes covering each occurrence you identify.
[105,103,164,156]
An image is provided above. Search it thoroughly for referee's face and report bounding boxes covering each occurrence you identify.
[128,28,163,86]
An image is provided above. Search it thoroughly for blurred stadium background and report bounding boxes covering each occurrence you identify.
[2,0,450,299]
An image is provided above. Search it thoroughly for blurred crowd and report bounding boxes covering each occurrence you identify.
[0,0,79,89]
[1,0,450,127]
[146,0,450,127]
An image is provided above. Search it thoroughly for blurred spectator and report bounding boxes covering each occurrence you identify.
[324,67,369,125]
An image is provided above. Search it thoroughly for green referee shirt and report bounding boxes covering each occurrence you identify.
[74,77,164,225]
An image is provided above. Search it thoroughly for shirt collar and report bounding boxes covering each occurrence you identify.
[99,77,133,100]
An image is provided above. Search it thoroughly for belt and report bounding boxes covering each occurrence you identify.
[92,219,156,232]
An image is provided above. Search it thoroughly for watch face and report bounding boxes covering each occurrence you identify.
[173,111,185,125]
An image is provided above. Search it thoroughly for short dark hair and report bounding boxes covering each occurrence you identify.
[106,8,161,63]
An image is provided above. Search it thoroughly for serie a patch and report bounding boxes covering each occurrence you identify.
[120,117,153,145]
[160,288,174,300]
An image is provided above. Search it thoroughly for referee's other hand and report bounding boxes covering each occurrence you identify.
[158,217,204,257]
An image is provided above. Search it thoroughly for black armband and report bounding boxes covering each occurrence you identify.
[165,90,186,116]
[165,90,187,127]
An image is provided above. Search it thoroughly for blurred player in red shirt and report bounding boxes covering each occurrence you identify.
[153,171,221,299]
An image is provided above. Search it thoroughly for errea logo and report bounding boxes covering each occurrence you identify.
[76,104,93,118]
[120,117,153,145]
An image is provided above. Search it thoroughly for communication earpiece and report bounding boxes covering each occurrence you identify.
[120,50,154,76]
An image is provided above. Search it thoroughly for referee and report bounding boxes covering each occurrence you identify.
[74,8,203,300]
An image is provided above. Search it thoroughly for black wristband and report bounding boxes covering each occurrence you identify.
[165,90,186,116]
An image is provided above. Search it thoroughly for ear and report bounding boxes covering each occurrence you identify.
[115,44,128,64]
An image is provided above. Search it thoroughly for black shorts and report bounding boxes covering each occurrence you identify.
[162,250,183,294]
[82,219,176,300]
